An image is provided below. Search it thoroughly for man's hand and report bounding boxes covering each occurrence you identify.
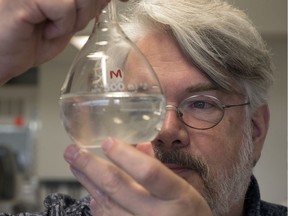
[64,138,212,216]
[0,0,127,85]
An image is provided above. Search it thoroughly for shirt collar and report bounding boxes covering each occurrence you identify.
[244,175,261,216]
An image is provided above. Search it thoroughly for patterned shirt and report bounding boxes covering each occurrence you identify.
[245,176,287,216]
[0,176,286,216]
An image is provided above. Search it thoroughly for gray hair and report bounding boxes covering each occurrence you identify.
[122,0,274,111]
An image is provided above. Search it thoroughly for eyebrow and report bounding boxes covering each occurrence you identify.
[185,83,220,93]
[186,83,243,97]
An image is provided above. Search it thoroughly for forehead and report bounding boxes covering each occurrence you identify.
[135,32,212,98]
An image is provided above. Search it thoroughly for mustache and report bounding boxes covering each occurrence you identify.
[154,147,209,180]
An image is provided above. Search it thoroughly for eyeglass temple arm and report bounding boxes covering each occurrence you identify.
[223,102,250,109]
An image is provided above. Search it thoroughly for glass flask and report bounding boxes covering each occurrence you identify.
[59,0,165,149]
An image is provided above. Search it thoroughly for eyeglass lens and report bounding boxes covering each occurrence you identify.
[178,95,225,129]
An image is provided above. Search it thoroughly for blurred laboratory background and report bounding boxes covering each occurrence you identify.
[0,0,286,213]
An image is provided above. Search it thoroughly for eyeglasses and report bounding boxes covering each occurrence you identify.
[166,95,250,130]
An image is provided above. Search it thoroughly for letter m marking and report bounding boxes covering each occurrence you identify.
[110,69,123,79]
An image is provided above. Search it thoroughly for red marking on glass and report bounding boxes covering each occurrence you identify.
[110,69,123,79]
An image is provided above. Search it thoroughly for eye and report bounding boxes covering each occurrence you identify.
[191,100,213,109]
[180,96,222,113]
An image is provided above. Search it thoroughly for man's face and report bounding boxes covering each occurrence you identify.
[135,32,255,215]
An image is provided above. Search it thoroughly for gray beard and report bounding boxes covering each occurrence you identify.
[154,121,254,216]
[205,121,254,216]
[203,128,253,215]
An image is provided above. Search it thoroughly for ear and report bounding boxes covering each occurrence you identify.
[251,104,270,165]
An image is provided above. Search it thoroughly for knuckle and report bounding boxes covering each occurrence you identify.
[74,19,87,31]
[138,161,160,184]
[74,149,92,171]
[100,165,124,195]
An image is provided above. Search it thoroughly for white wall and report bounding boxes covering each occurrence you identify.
[254,35,287,204]
[36,0,287,204]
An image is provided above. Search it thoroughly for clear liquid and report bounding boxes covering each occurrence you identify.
[59,92,165,148]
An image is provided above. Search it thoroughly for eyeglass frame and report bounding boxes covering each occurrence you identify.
[165,94,250,130]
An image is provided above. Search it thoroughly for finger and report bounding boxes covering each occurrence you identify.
[27,0,77,39]
[72,168,140,216]
[74,0,103,31]
[136,143,155,157]
[64,145,154,215]
[101,138,190,200]
[90,199,105,216]
[90,192,134,216]
[73,0,130,31]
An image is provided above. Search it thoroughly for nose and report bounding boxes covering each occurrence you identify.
[152,104,189,149]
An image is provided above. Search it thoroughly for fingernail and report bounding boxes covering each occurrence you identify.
[90,203,104,215]
[101,137,114,153]
[64,145,80,163]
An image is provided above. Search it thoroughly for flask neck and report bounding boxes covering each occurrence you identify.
[97,0,117,24]
[91,0,120,37]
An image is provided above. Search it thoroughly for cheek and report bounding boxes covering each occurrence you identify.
[189,114,246,171]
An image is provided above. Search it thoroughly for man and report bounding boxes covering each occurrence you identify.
[0,0,286,216]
